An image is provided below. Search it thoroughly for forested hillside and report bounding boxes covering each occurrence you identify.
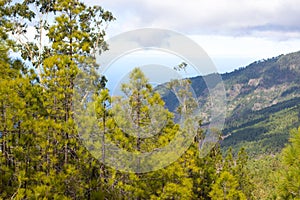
[1,0,300,199]
[161,51,300,156]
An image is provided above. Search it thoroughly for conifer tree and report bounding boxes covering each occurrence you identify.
[234,148,254,199]
[0,36,42,199]
[210,171,246,200]
[277,127,300,199]
[1,0,114,198]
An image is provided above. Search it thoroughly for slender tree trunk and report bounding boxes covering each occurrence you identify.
[1,104,7,163]
[136,90,141,174]
[102,102,106,181]
[102,105,106,163]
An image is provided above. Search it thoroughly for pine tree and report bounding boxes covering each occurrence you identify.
[277,127,300,199]
[1,0,115,198]
[112,68,173,169]
[92,68,201,199]
[209,171,246,200]
[234,148,254,199]
[0,35,42,199]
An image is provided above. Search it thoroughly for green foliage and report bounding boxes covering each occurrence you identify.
[210,171,246,200]
[221,98,300,156]
[277,127,300,199]
[0,0,114,199]
[4,0,300,199]
[247,155,280,199]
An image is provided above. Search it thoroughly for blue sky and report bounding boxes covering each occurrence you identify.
[85,0,300,74]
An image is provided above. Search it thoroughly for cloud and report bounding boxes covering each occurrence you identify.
[84,0,300,74]
[88,0,300,39]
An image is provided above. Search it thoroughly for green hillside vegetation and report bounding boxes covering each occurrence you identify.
[161,51,300,156]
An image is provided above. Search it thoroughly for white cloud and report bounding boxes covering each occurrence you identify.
[93,0,300,39]
[86,0,300,73]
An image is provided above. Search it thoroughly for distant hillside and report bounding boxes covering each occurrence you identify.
[160,51,300,156]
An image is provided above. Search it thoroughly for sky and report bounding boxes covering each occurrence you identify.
[85,0,300,74]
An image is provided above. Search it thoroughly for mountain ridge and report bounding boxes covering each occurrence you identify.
[160,50,300,156]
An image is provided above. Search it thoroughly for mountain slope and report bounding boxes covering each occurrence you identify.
[161,51,300,156]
